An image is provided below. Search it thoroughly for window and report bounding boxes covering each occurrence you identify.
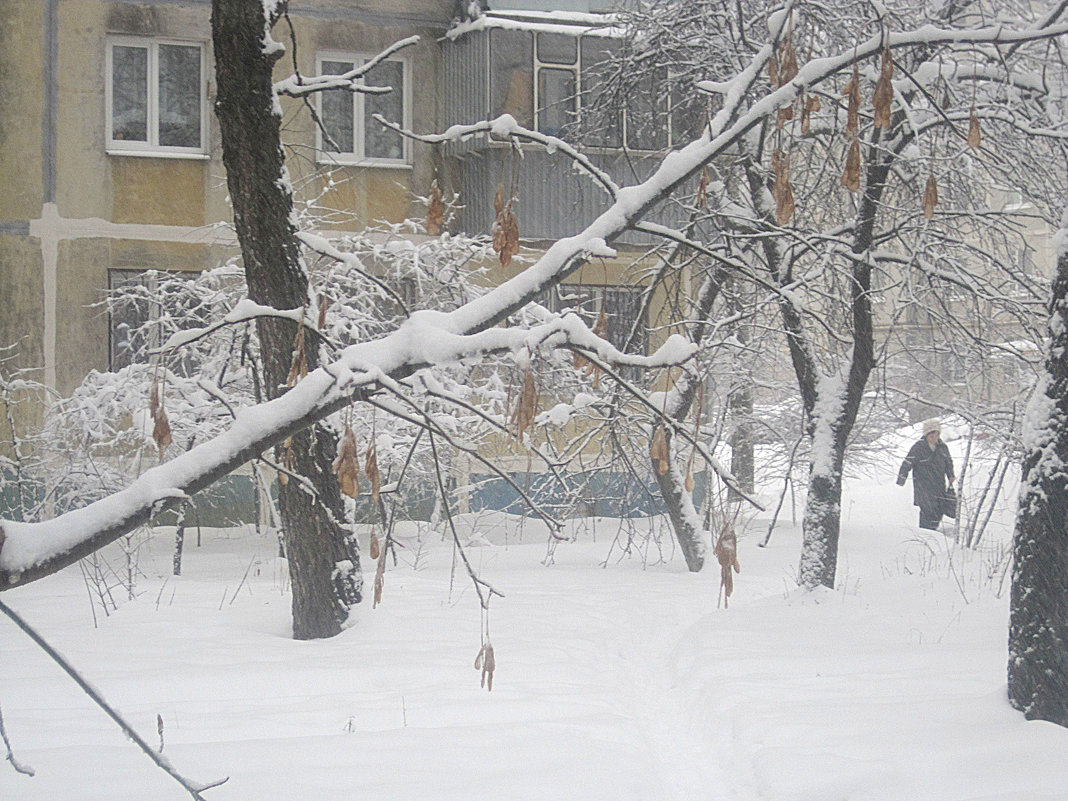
[485,29,698,151]
[317,53,410,165]
[109,269,203,375]
[106,37,206,156]
[536,33,578,137]
[546,284,648,381]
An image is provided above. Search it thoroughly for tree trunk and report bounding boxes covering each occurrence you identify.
[1008,219,1068,727]
[648,265,731,573]
[798,458,843,589]
[728,388,754,496]
[653,425,705,572]
[173,502,186,576]
[773,145,884,590]
[211,0,361,639]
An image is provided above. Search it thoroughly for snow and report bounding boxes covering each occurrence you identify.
[4,431,1067,800]
[445,10,623,41]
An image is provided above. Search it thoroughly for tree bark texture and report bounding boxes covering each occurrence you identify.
[212,0,361,639]
[649,265,731,572]
[785,146,884,590]
[1008,226,1068,727]
[653,425,706,572]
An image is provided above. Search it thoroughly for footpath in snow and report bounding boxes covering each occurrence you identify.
[3,438,1068,800]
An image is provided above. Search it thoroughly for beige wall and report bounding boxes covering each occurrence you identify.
[0,1,45,219]
[0,0,451,398]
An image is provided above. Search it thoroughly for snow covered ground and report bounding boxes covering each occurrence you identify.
[3,425,1068,800]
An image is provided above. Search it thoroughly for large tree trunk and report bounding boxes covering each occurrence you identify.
[1008,218,1068,727]
[759,142,883,589]
[212,0,361,639]
[798,446,845,588]
[653,424,706,572]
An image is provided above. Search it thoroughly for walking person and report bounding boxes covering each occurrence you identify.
[896,418,956,530]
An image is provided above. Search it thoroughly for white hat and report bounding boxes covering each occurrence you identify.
[922,418,941,436]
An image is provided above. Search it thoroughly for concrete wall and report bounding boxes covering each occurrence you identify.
[0,0,453,397]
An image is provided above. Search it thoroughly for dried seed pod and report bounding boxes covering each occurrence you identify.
[592,304,608,339]
[511,367,537,439]
[493,182,507,216]
[365,442,381,506]
[650,423,669,475]
[317,295,330,331]
[149,378,160,419]
[480,642,496,691]
[714,528,740,608]
[923,172,939,219]
[801,94,821,135]
[967,107,981,149]
[772,149,795,225]
[286,324,307,388]
[684,469,695,493]
[493,206,520,269]
[573,350,588,371]
[767,51,779,88]
[370,531,381,560]
[843,61,861,139]
[332,425,361,499]
[777,99,795,129]
[372,553,386,608]
[152,406,172,452]
[427,179,445,236]
[696,167,711,210]
[872,48,894,129]
[841,137,861,192]
[777,31,798,86]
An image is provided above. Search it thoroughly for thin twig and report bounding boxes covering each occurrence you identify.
[0,599,228,800]
[427,430,504,610]
[0,703,35,776]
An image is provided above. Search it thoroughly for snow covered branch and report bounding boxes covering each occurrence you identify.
[2,13,1064,589]
[274,36,420,97]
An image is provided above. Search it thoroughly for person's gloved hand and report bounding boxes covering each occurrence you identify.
[896,476,906,486]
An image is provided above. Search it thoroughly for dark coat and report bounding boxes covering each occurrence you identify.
[897,438,955,511]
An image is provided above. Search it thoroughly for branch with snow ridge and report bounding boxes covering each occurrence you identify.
[2,15,1065,588]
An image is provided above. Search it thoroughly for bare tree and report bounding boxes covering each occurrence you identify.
[585,0,1067,586]
[1,2,1065,625]
[1008,205,1068,727]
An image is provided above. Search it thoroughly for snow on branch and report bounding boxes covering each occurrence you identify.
[274,35,420,97]
[2,15,1064,589]
[0,599,228,799]
[374,113,621,201]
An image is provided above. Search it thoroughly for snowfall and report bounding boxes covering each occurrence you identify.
[3,422,1067,801]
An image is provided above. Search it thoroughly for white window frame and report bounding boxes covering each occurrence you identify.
[534,33,578,137]
[315,51,412,168]
[105,36,208,158]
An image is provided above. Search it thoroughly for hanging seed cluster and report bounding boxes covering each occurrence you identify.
[286,323,308,389]
[492,183,520,268]
[332,421,389,606]
[426,179,445,236]
[510,367,538,440]
[714,527,740,609]
[149,377,172,453]
[474,641,496,691]
[332,425,360,499]
[771,148,795,225]
[649,423,669,475]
